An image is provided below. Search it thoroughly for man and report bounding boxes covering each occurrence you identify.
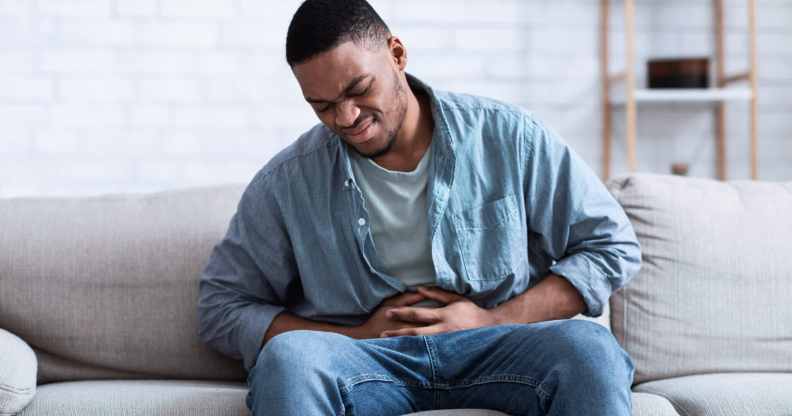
[197,0,641,415]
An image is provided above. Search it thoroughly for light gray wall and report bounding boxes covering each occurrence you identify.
[1,0,790,197]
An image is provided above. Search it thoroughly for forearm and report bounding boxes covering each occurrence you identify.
[261,311,362,348]
[491,273,586,324]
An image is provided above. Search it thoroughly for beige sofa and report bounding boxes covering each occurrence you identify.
[1,173,790,416]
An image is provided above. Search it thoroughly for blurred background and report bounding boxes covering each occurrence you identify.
[1,0,789,197]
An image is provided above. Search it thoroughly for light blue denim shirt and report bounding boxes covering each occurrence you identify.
[197,74,642,372]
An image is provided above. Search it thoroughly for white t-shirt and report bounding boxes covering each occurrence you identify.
[350,143,438,294]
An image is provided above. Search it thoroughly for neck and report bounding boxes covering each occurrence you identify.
[372,80,434,171]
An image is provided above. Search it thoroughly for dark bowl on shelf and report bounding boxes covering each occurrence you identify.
[647,57,709,89]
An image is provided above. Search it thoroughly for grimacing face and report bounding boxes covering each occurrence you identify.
[291,37,409,159]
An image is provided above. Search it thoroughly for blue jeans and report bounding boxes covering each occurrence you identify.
[245,320,635,415]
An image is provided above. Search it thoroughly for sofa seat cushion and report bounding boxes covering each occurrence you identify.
[16,380,248,416]
[634,373,792,416]
[13,380,678,416]
[629,392,681,416]
[404,392,680,416]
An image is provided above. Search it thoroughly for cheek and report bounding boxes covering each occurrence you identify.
[316,111,335,127]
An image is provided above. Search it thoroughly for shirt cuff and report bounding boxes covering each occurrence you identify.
[237,303,286,373]
[549,254,613,318]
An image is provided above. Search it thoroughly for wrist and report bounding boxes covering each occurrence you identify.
[345,324,367,340]
[489,306,515,325]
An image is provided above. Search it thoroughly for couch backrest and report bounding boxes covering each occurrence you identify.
[606,173,792,385]
[12,173,783,386]
[0,184,248,384]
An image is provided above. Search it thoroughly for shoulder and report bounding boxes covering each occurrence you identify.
[433,88,549,156]
[257,123,335,179]
[433,89,545,142]
[239,123,336,209]
[435,89,533,126]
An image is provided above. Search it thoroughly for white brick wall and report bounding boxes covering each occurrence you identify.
[0,0,790,197]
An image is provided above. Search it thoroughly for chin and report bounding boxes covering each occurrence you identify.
[356,138,391,159]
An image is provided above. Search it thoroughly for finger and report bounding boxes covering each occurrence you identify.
[386,307,442,324]
[416,286,464,304]
[381,324,445,338]
[391,291,427,307]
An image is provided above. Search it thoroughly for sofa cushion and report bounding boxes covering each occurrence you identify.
[15,380,248,416]
[0,184,249,384]
[634,373,792,416]
[0,329,37,415]
[606,174,792,384]
[13,380,675,416]
[404,392,679,416]
[629,392,680,416]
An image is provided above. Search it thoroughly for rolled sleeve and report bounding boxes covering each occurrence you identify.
[523,118,641,317]
[234,297,285,372]
[197,173,296,372]
[549,252,620,318]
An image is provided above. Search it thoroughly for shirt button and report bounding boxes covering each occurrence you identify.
[358,218,366,226]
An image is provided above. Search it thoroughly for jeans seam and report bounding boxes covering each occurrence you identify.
[340,373,433,392]
[338,375,432,416]
[339,376,398,416]
[422,335,441,408]
[435,374,549,415]
[534,383,552,406]
[336,386,346,416]
[437,374,542,390]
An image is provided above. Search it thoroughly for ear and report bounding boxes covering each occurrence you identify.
[388,36,408,71]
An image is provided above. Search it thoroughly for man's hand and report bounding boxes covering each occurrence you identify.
[353,290,433,340]
[380,286,504,337]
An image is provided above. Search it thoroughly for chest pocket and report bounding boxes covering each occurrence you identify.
[451,194,525,281]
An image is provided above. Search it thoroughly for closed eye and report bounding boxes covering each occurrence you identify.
[312,78,373,113]
[349,85,370,97]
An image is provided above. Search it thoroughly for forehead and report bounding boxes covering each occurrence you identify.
[292,41,385,97]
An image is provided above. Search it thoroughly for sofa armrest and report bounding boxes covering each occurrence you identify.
[0,328,37,415]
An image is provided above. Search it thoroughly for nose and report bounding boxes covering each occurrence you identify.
[335,100,360,129]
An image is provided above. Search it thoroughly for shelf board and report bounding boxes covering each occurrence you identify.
[610,88,753,105]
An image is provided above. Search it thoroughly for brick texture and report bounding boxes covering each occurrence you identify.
[0,0,789,197]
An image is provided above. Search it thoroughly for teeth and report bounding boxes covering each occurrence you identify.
[351,120,371,137]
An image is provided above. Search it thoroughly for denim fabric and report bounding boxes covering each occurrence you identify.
[197,73,642,373]
[245,320,636,415]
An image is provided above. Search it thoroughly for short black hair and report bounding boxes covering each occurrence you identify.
[286,0,391,67]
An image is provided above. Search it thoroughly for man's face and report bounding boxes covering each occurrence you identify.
[292,39,408,159]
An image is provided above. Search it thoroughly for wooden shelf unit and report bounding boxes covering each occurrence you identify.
[600,0,759,181]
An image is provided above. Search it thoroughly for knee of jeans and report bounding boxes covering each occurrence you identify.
[546,320,632,381]
[252,330,347,379]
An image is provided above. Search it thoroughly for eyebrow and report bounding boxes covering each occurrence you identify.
[305,74,371,104]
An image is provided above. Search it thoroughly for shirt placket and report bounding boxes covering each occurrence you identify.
[423,104,456,291]
[342,154,406,292]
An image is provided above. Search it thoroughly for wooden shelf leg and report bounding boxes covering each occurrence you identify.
[601,0,612,181]
[625,0,637,173]
[714,105,727,181]
[714,0,727,180]
[749,0,759,180]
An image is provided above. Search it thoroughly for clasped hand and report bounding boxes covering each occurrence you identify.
[375,286,503,338]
